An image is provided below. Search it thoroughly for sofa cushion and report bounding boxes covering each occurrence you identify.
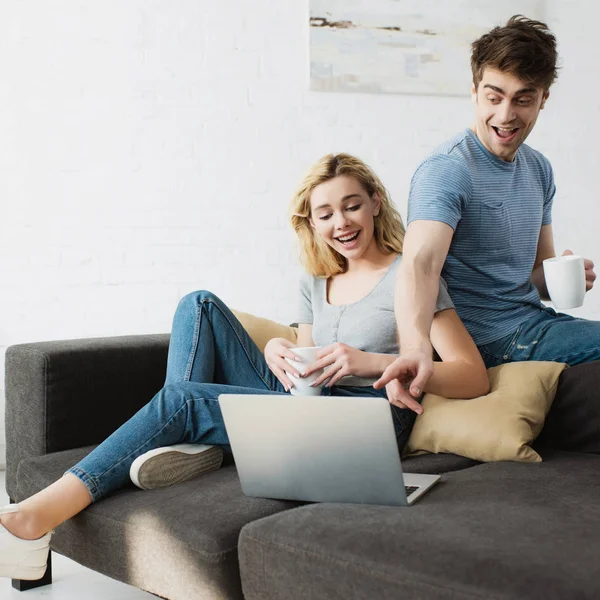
[535,359,600,454]
[16,446,302,600]
[239,450,600,600]
[406,361,567,463]
[401,451,479,473]
[14,447,476,600]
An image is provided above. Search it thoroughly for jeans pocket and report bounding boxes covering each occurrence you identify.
[479,325,523,364]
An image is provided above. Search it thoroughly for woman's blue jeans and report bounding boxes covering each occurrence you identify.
[67,291,413,502]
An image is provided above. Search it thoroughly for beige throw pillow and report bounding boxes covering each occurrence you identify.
[231,309,297,352]
[405,361,568,463]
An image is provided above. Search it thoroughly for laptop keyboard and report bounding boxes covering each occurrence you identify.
[405,485,419,496]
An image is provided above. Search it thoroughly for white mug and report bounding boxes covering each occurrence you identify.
[285,346,324,396]
[542,255,586,310]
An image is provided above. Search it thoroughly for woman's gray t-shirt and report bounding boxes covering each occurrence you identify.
[298,254,454,387]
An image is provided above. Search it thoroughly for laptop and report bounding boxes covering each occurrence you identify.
[219,394,440,507]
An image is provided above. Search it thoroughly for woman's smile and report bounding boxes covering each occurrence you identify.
[335,230,361,249]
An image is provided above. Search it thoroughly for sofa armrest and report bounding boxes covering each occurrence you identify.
[5,334,170,499]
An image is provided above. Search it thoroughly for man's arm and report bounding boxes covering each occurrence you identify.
[375,220,453,410]
[530,224,556,300]
[375,153,467,409]
[398,220,454,355]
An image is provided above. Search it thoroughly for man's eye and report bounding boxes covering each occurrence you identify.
[517,98,532,106]
[488,96,500,104]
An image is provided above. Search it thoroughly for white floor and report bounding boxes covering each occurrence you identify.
[0,471,156,599]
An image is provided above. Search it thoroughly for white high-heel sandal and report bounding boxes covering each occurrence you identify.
[0,504,52,580]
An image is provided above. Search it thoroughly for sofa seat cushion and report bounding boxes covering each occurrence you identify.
[239,450,600,600]
[16,446,302,600]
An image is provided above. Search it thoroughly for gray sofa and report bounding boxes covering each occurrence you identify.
[5,334,600,600]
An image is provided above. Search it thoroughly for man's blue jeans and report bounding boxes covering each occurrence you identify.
[477,306,600,368]
[67,291,411,502]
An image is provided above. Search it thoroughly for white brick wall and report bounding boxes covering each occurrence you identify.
[1,2,600,461]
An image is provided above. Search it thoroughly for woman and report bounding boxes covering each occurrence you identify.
[0,154,489,580]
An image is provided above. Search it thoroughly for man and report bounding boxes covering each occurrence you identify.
[375,15,596,412]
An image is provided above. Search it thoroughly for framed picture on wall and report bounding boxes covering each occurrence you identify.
[309,0,547,96]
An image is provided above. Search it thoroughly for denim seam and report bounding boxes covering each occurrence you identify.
[545,346,600,363]
[200,298,274,390]
[67,466,102,502]
[518,318,555,360]
[504,329,521,359]
[184,301,203,381]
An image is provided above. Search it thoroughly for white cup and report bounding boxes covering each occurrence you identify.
[542,255,586,309]
[285,346,324,396]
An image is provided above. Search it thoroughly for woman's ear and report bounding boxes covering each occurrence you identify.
[372,193,381,216]
[308,217,316,229]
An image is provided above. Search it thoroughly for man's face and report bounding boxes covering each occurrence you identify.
[472,67,549,162]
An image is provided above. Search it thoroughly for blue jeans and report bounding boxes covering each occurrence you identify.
[67,291,412,502]
[477,306,600,368]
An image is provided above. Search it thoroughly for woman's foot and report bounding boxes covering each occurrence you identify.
[130,444,224,490]
[0,506,51,580]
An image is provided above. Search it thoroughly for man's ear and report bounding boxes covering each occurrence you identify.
[471,83,478,104]
[540,90,550,110]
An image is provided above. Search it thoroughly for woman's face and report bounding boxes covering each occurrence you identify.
[309,175,380,260]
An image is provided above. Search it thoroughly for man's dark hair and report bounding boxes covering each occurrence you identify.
[471,15,558,90]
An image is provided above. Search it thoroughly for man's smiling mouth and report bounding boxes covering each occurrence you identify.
[492,126,519,140]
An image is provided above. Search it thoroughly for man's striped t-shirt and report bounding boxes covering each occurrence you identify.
[407,128,555,346]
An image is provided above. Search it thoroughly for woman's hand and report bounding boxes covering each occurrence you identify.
[302,343,371,388]
[264,338,302,392]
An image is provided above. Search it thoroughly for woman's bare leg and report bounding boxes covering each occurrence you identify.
[0,474,91,540]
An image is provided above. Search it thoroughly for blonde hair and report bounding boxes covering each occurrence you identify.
[290,153,405,277]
